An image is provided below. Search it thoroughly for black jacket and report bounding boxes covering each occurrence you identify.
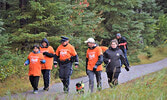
[117,37,128,53]
[103,47,129,73]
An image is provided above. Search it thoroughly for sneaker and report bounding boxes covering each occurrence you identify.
[33,90,38,94]
[63,87,69,94]
[43,87,49,91]
[97,87,102,91]
[97,84,102,91]
[109,82,113,88]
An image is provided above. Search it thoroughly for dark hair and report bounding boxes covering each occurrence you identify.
[110,39,118,45]
[32,45,40,50]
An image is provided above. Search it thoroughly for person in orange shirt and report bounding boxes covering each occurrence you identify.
[40,38,55,91]
[24,45,45,94]
[85,38,103,93]
[54,36,79,93]
[100,46,108,53]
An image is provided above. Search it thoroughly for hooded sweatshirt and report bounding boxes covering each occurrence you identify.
[40,38,55,70]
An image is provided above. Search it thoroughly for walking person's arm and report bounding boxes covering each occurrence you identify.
[71,55,79,68]
[86,57,88,75]
[93,47,103,71]
[120,51,129,71]
[24,59,30,66]
[103,51,110,64]
[53,54,59,68]
[43,46,55,58]
[70,46,79,68]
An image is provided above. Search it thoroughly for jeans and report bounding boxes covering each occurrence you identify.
[87,70,102,93]
[123,49,129,66]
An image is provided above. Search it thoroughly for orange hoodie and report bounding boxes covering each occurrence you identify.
[27,52,44,76]
[100,46,108,53]
[40,46,54,70]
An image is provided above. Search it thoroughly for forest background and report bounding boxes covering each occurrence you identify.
[0,0,167,94]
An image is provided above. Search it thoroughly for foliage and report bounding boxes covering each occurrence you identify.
[0,0,167,81]
[156,0,167,13]
[0,19,28,81]
[155,14,167,44]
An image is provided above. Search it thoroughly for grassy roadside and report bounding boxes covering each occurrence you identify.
[74,68,167,100]
[0,70,86,97]
[132,45,167,65]
[0,45,167,97]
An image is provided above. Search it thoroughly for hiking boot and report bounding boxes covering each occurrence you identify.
[33,90,38,94]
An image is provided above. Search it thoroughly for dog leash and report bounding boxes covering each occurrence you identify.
[105,61,110,69]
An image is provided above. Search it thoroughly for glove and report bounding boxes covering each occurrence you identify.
[40,60,46,64]
[93,65,98,72]
[125,66,129,71]
[43,52,49,55]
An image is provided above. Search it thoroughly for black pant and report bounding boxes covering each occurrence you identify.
[59,62,73,91]
[107,71,120,86]
[29,76,40,91]
[42,69,51,89]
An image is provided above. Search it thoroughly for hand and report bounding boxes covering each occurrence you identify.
[93,65,98,71]
[54,65,57,68]
[75,65,78,68]
[125,66,129,71]
[108,59,111,62]
[40,60,45,64]
[24,63,26,66]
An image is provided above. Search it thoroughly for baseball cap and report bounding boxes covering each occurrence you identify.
[116,33,121,37]
[84,38,95,43]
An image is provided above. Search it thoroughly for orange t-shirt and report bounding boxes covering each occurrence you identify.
[27,52,44,76]
[100,46,108,53]
[40,46,54,70]
[86,46,103,71]
[55,43,77,61]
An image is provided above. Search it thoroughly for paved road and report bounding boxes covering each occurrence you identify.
[1,58,167,100]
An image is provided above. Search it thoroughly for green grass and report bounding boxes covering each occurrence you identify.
[132,45,167,65]
[73,68,167,100]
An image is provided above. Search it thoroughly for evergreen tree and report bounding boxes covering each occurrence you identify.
[93,0,145,62]
[155,14,167,44]
[156,0,167,13]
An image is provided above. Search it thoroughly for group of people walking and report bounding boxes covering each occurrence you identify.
[24,33,130,94]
